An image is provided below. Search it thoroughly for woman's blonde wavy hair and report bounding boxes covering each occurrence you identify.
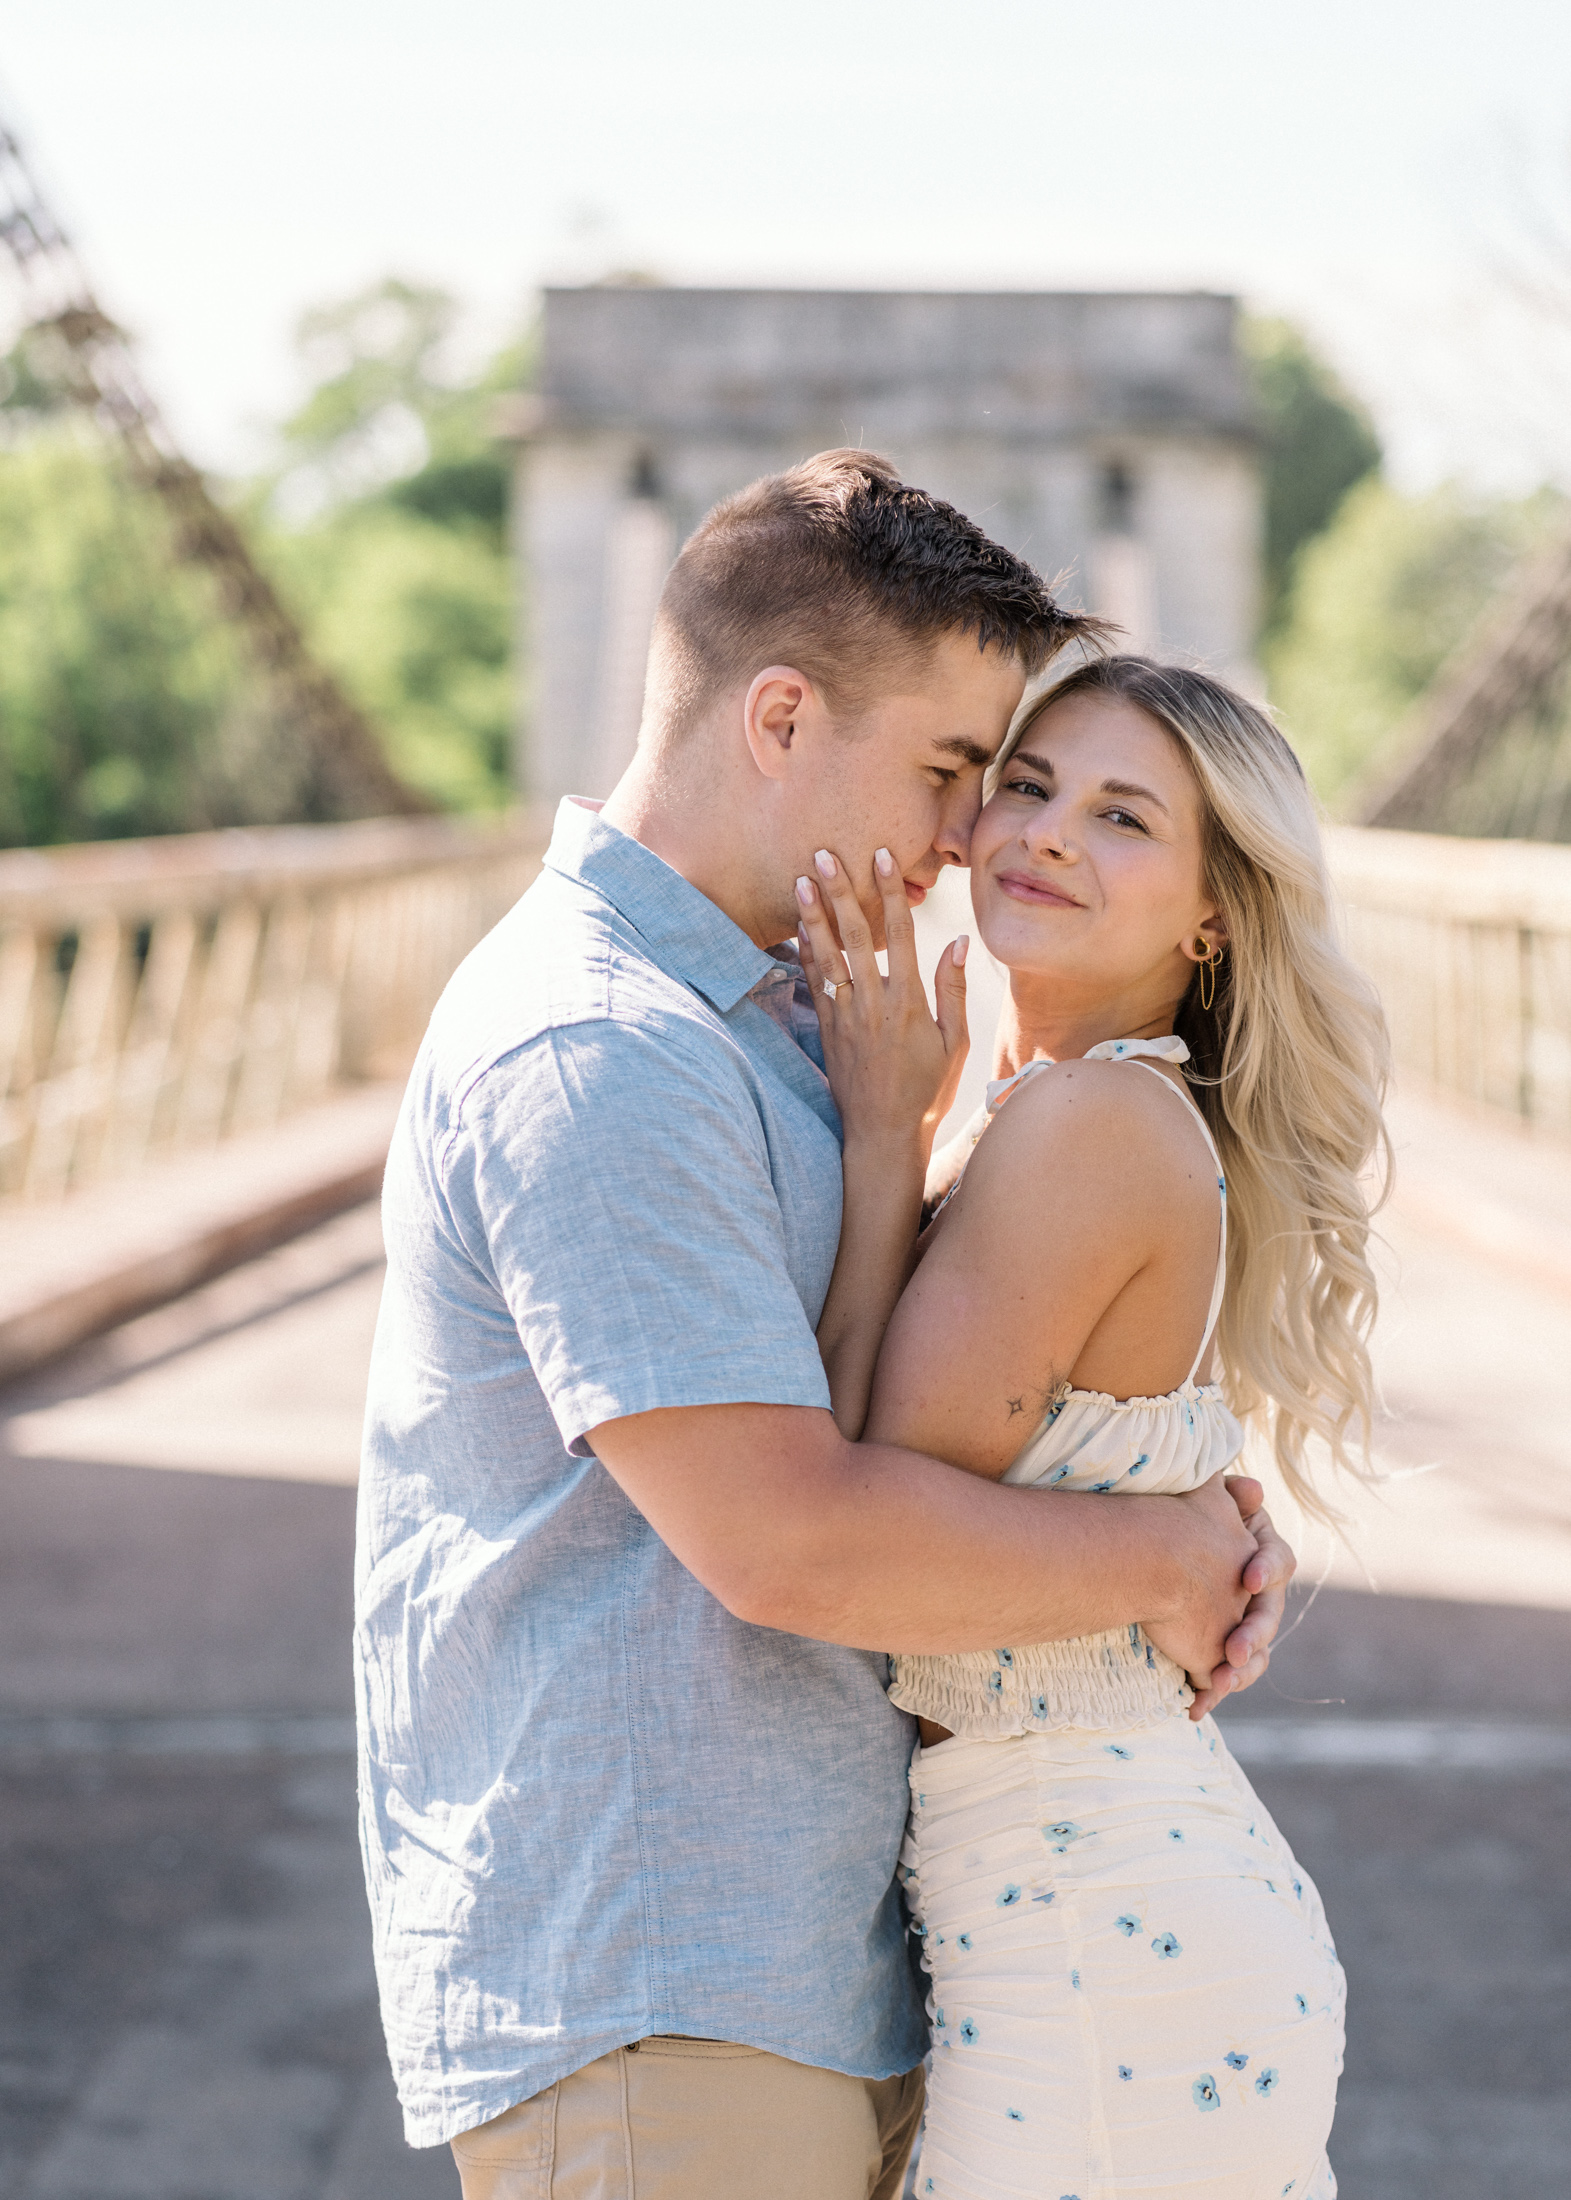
[995,655,1392,1519]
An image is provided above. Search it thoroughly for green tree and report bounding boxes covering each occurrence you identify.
[1264,477,1562,806]
[0,434,319,845]
[0,277,530,842]
[257,276,526,808]
[274,276,524,548]
[262,503,512,812]
[1242,317,1383,636]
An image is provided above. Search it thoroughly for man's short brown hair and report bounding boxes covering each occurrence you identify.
[649,448,1103,738]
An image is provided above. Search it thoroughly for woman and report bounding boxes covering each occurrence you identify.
[794,658,1389,2200]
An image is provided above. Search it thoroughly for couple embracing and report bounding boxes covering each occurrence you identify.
[355,450,1387,2200]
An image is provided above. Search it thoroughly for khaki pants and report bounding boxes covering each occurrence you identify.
[451,2037,924,2200]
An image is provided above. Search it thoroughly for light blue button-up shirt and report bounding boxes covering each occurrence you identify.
[355,798,926,2146]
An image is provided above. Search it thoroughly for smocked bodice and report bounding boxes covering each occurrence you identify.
[888,1036,1245,1737]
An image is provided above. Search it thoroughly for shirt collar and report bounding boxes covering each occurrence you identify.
[542,797,782,1014]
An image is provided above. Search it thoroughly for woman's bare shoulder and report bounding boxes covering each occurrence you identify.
[954,1059,1214,1230]
[973,1057,1199,1162]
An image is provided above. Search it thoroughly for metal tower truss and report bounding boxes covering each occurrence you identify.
[0,114,427,819]
[1356,523,1571,844]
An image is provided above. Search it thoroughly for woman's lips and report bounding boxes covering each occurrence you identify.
[902,879,929,906]
[995,870,1082,908]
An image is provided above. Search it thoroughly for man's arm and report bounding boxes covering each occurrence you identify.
[467,1018,1287,1702]
[588,1401,1289,1698]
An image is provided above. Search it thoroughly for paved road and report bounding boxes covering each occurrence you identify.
[0,1138,1567,2197]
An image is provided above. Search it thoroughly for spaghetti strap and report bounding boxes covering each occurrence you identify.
[1114,1057,1227,1383]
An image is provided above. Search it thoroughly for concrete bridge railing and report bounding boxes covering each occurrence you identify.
[1327,826,1571,1138]
[1,813,1563,1208]
[0,812,550,1203]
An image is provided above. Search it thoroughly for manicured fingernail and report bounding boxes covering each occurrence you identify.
[874,847,894,877]
[814,849,836,879]
[953,933,969,965]
[796,876,815,906]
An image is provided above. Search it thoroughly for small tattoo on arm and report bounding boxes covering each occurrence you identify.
[1006,1396,1025,1418]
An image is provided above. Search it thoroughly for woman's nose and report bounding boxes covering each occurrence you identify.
[1023,815,1073,860]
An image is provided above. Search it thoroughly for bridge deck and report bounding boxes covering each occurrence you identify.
[0,1078,1566,2199]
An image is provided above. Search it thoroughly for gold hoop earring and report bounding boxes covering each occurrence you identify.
[1196,939,1225,1013]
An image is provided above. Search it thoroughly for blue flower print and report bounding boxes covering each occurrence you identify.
[1152,1932,1183,1959]
[934,2007,946,2030]
[997,1884,1022,1908]
[1115,1913,1141,1936]
[1255,2068,1280,2097]
[1292,1878,1303,1898]
[1168,1827,1185,1842]
[1130,1453,1149,1475]
[1090,1478,1117,1493]
[1031,1890,1056,1907]
[1117,2065,1133,2081]
[1192,2074,1220,2111]
[1006,2108,1024,2122]
[1046,1462,1071,1485]
[1224,2052,1249,2070]
[960,2019,979,2044]
[1043,1821,1084,1850]
[1294,1994,1308,2016]
[1144,1642,1156,1669]
[1071,1968,1082,1989]
[1127,1623,1140,1648]
[924,2182,933,2196]
[1032,1694,1050,1719]
[996,1648,1015,1668]
[1105,1743,1132,1760]
[987,1670,1004,1695]
[1183,1401,1195,1429]
[957,1932,972,1950]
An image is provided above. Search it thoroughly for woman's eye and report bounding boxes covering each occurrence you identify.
[1006,774,1050,800]
[1104,806,1149,832]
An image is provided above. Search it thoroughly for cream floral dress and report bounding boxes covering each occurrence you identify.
[891,1037,1344,2200]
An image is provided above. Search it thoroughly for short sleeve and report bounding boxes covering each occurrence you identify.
[443,1015,833,1456]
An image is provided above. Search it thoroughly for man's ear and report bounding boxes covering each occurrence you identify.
[743,666,815,782]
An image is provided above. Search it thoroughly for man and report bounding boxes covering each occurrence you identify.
[356,450,1293,2199]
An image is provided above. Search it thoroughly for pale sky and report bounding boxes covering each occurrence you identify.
[5,0,1571,489]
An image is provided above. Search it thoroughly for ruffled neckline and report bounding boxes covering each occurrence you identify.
[985,1032,1190,1114]
[1048,1378,1227,1412]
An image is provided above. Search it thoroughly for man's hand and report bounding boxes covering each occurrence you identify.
[1139,1472,1290,1708]
[1185,1477,1296,1719]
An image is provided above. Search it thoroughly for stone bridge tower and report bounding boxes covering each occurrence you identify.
[508,287,1261,801]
